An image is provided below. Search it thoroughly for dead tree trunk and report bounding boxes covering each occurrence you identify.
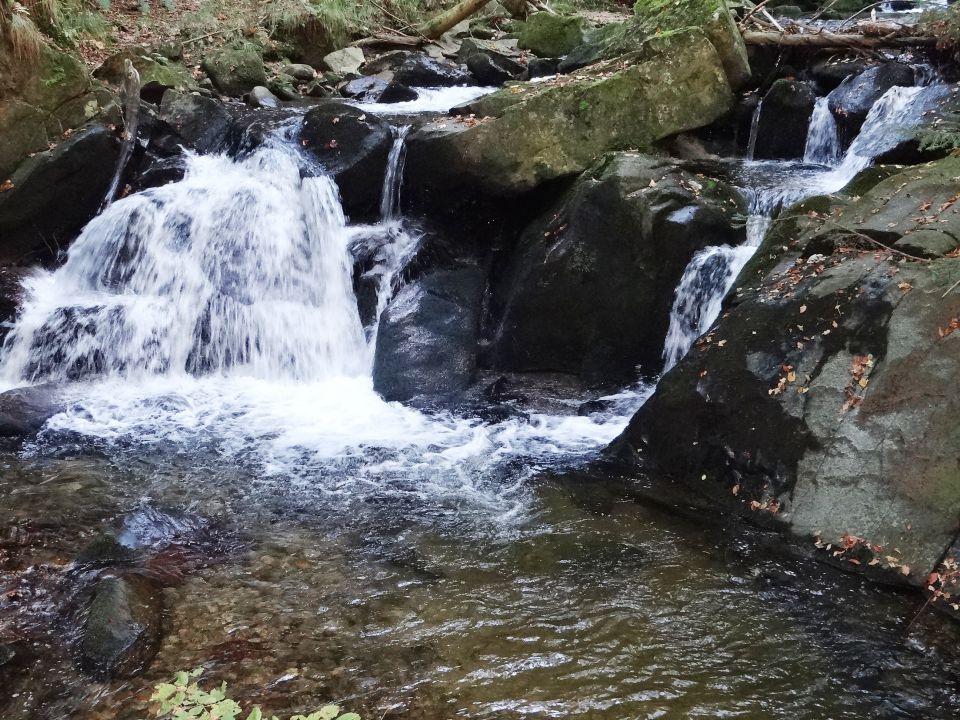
[416,0,494,40]
[743,30,937,49]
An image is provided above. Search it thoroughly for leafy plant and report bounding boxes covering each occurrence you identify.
[149,668,360,720]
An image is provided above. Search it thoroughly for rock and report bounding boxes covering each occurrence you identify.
[809,56,872,92]
[201,41,268,97]
[300,103,393,220]
[487,153,745,382]
[75,534,137,567]
[518,12,589,58]
[282,63,316,81]
[393,52,474,87]
[0,385,65,438]
[893,230,958,259]
[153,90,234,156]
[557,22,629,73]
[342,76,417,103]
[362,50,411,75]
[827,62,914,145]
[404,30,734,202]
[526,57,558,78]
[323,47,365,75]
[247,86,280,108]
[93,49,198,100]
[466,51,525,85]
[267,74,302,101]
[373,264,485,402]
[456,37,519,64]
[752,79,817,160]
[79,574,163,679]
[0,42,107,179]
[0,126,121,265]
[611,156,960,602]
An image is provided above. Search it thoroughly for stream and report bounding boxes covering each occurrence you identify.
[2,80,960,719]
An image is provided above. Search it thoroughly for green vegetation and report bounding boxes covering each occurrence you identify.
[150,668,361,720]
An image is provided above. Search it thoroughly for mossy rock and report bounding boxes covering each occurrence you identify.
[518,12,589,57]
[633,0,749,89]
[201,41,267,97]
[94,49,199,98]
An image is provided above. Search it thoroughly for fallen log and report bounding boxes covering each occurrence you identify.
[416,0,493,40]
[743,30,937,48]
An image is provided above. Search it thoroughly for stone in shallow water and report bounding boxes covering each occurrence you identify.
[0,385,65,439]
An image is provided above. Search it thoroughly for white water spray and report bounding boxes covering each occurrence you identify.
[803,97,840,166]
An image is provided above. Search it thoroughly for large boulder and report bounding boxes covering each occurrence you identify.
[827,62,914,147]
[79,574,163,679]
[392,52,474,87]
[341,76,418,104]
[0,385,65,438]
[405,30,734,203]
[151,90,235,156]
[753,79,817,160]
[323,47,365,75]
[201,42,267,97]
[518,12,589,57]
[487,153,746,383]
[373,264,486,402]
[611,156,960,613]
[0,42,111,180]
[300,102,393,220]
[0,126,121,265]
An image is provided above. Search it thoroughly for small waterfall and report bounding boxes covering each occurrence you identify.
[1,133,368,384]
[746,97,763,160]
[662,82,948,373]
[379,125,410,222]
[803,97,839,166]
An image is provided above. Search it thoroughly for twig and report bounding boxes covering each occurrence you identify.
[942,277,960,298]
[183,26,240,45]
[738,0,774,30]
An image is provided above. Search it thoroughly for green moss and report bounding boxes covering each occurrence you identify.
[518,12,589,57]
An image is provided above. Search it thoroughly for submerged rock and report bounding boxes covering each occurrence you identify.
[753,79,817,160]
[487,153,745,382]
[611,156,960,609]
[0,125,121,265]
[0,385,65,438]
[79,574,163,679]
[373,264,485,402]
[300,102,393,220]
[405,30,734,202]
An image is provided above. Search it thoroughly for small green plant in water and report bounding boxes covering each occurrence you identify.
[149,668,360,720]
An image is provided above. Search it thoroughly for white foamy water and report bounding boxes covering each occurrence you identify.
[356,85,497,114]
[804,97,840,166]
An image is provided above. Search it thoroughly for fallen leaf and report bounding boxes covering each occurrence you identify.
[0,179,12,193]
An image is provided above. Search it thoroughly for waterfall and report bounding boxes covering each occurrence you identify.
[803,97,839,166]
[745,97,763,160]
[662,82,946,373]
[379,126,410,222]
[0,132,368,384]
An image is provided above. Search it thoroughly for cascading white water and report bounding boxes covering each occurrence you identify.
[662,82,947,372]
[1,136,368,384]
[746,98,763,161]
[803,97,840,166]
[380,126,411,222]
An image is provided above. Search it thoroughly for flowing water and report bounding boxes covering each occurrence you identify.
[3,84,960,720]
[803,97,840,166]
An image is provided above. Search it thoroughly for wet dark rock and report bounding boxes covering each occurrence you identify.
[76,534,137,567]
[247,86,280,108]
[392,52,474,88]
[577,399,614,416]
[79,574,163,679]
[753,79,817,160]
[466,51,525,85]
[611,156,960,606]
[525,57,559,79]
[0,385,65,438]
[809,56,873,93]
[300,102,393,220]
[362,50,411,75]
[487,153,746,383]
[0,125,120,265]
[267,74,301,101]
[0,644,14,667]
[373,264,486,402]
[153,90,234,156]
[201,41,268,97]
[827,62,915,146]
[341,76,418,103]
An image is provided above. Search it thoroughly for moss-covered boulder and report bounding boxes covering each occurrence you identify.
[611,156,960,616]
[201,42,267,97]
[518,12,589,57]
[405,30,734,201]
[0,42,111,180]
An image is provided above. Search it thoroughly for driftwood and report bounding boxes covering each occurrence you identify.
[743,30,937,49]
[102,59,141,210]
[416,0,493,40]
[353,33,423,48]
